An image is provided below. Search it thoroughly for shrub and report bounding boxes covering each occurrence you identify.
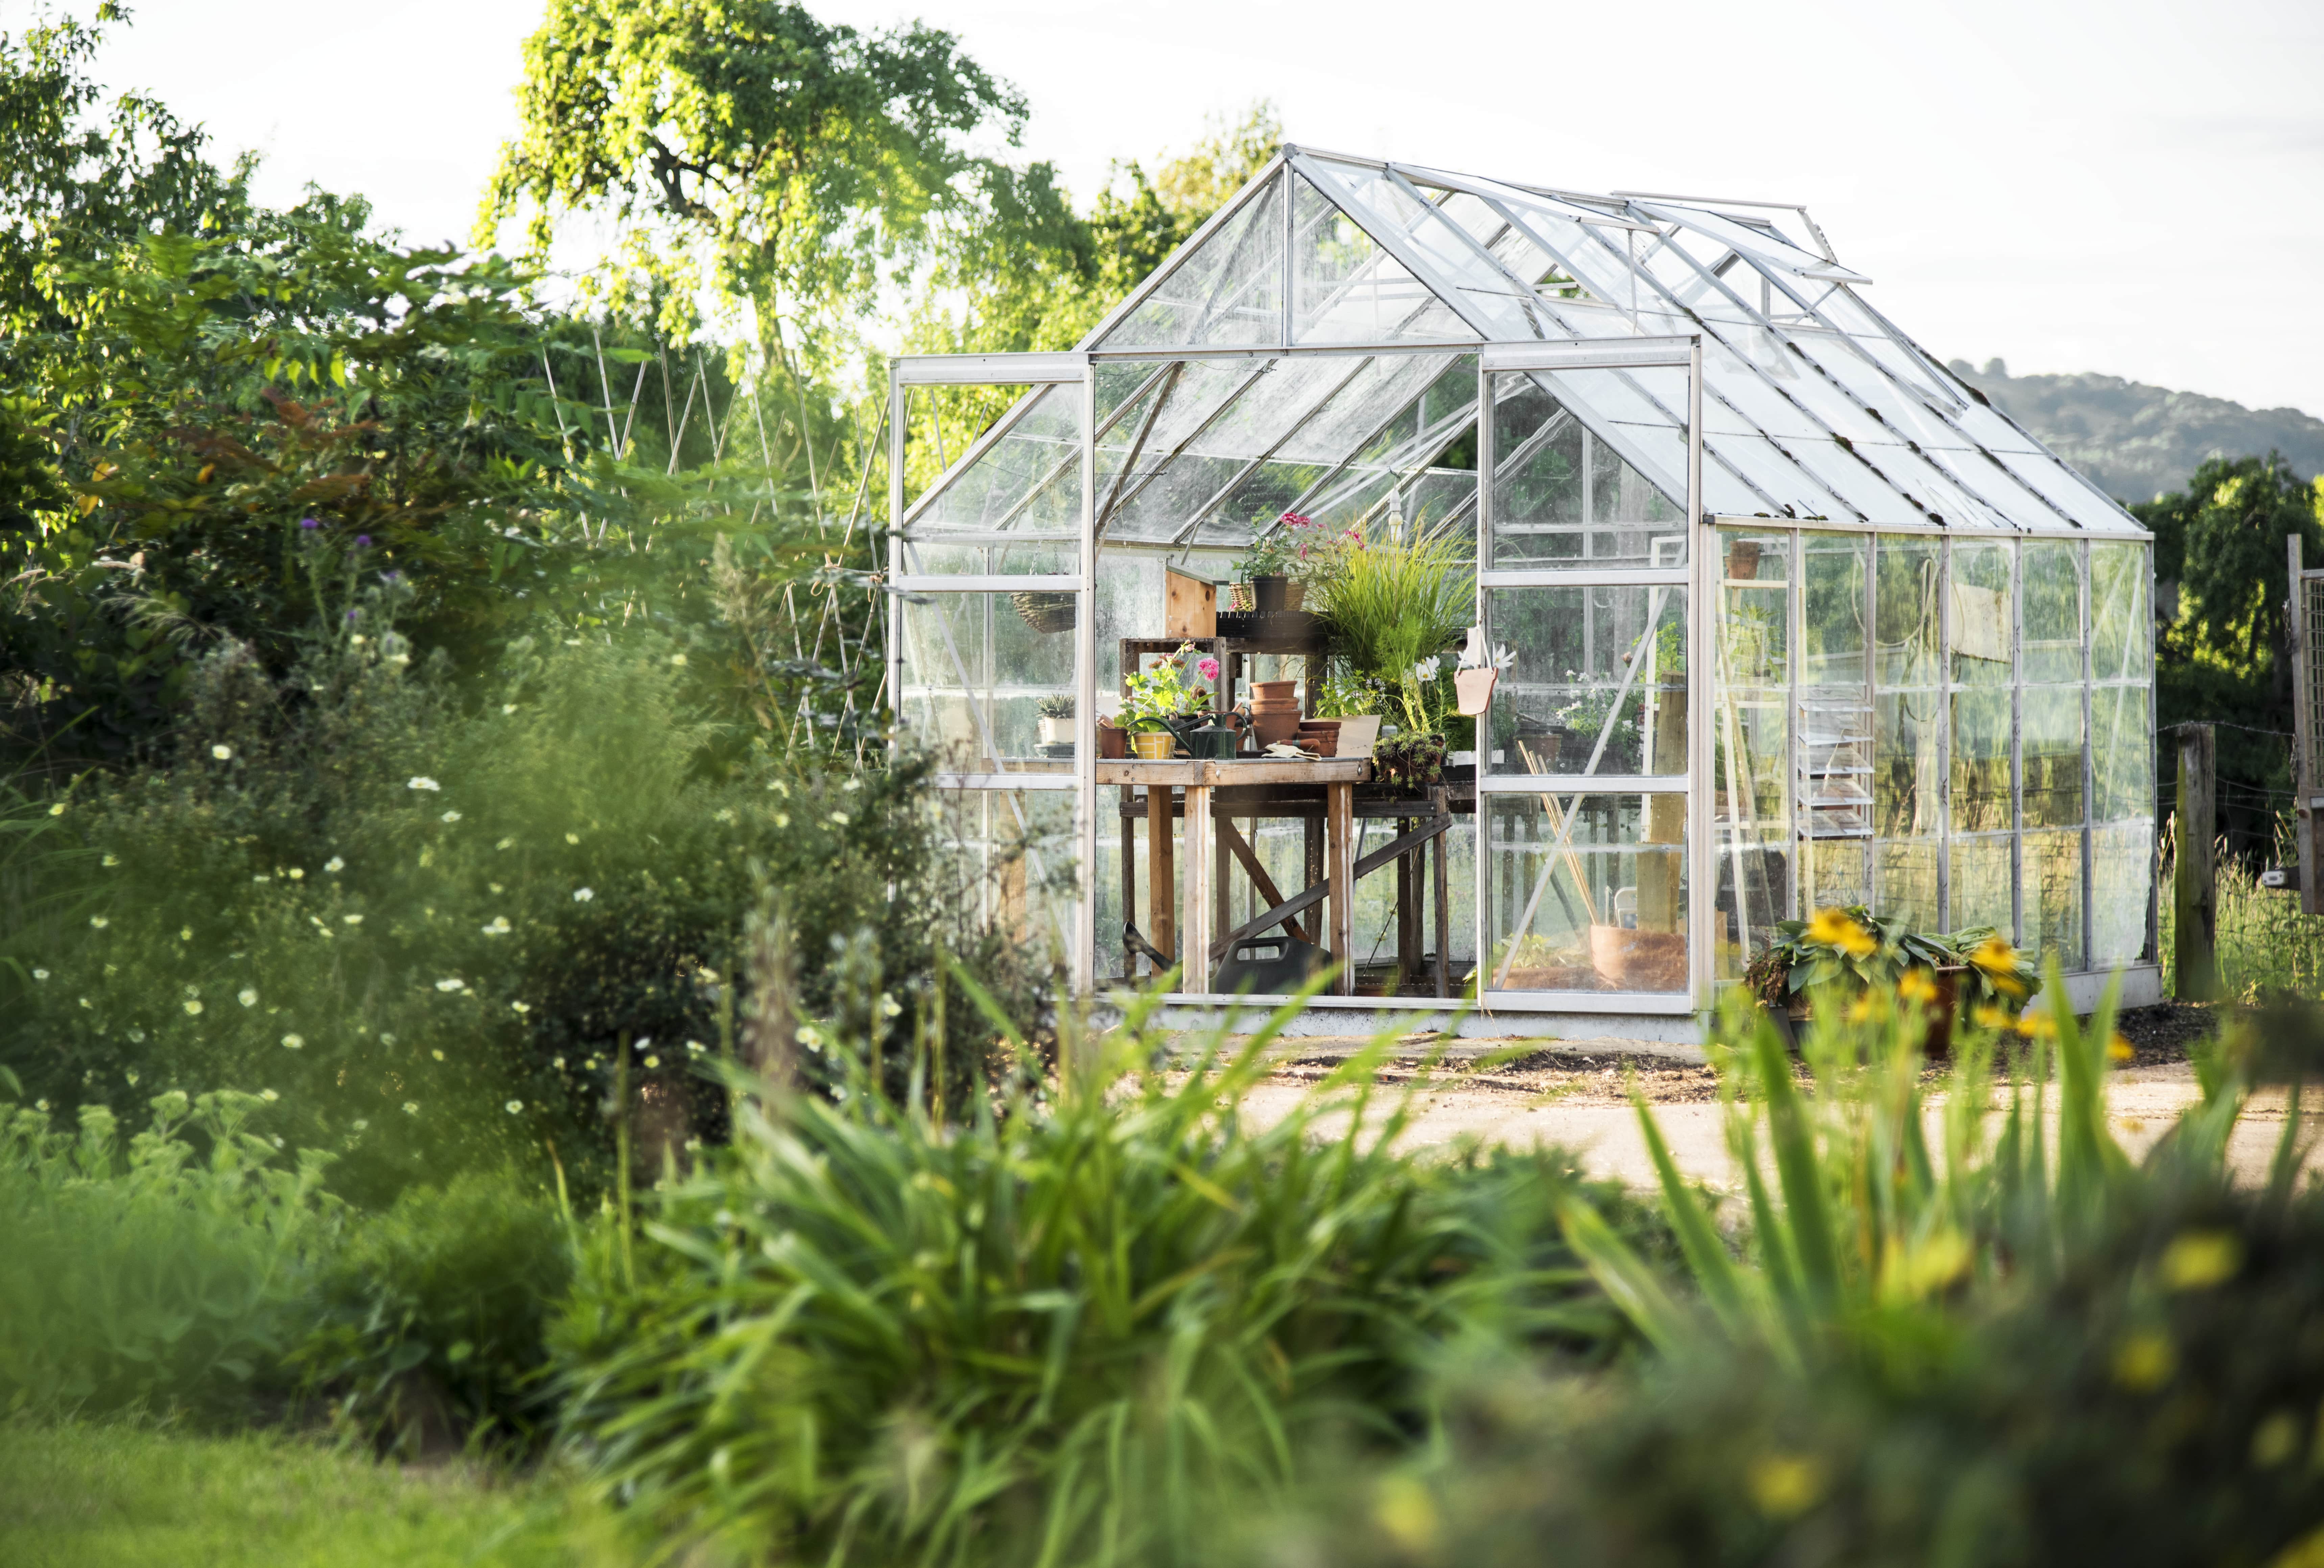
[292,1169,574,1458]
[0,1087,343,1418]
[548,988,1640,1566]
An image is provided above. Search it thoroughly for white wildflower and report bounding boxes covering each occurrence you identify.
[1412,655,1441,683]
[435,977,466,992]
[47,802,63,816]
[102,854,118,867]
[440,810,462,824]
[183,998,202,1015]
[403,1101,419,1115]
[430,1048,445,1061]
[31,968,48,981]
[281,1033,304,1049]
[343,914,362,925]
[572,887,594,903]
[482,915,511,936]
[407,776,440,792]
[324,856,344,874]
[502,704,517,715]
[552,1056,565,1069]
[564,832,580,845]
[495,837,514,851]
[211,744,233,760]
[828,811,850,826]
[504,1099,523,1114]
[89,915,109,929]
[261,1089,279,1102]
[238,988,258,1007]
[286,867,303,880]
[668,652,687,666]
[510,1001,531,1015]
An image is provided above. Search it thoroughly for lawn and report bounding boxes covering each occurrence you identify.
[0,1421,590,1568]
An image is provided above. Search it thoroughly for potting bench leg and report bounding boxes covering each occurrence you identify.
[1431,787,1452,1000]
[1120,809,1137,981]
[1327,782,1355,996]
[1147,784,1174,975]
[1184,783,1212,997]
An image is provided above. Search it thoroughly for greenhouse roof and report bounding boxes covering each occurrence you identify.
[902,146,2143,547]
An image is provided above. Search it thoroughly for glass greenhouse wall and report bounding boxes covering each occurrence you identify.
[887,148,2158,1028]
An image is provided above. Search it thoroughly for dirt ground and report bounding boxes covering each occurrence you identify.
[1213,1002,2315,1191]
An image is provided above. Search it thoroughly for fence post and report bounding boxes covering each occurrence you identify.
[2173,723,2218,1000]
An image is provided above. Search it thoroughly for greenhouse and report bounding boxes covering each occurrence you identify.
[886,146,2158,1034]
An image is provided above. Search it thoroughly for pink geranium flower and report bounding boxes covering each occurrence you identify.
[1196,656,1220,681]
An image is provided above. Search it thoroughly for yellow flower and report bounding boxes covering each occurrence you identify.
[1897,969,1938,1004]
[1969,936,2027,995]
[1805,907,1876,958]
[2107,1033,2135,1061]
[2015,1010,2057,1040]
[1747,1454,1826,1519]
[1973,1004,2016,1031]
[1847,993,1877,1022]
[2159,1230,2241,1290]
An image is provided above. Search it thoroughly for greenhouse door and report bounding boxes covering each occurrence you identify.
[1473,338,1709,1013]
[887,354,1097,993]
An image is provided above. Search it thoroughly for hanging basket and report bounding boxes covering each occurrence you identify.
[1011,591,1076,634]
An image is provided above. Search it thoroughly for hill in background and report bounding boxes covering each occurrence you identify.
[1946,358,2324,505]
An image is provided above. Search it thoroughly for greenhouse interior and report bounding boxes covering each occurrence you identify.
[887,146,2158,1035]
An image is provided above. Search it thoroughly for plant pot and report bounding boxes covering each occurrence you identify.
[1589,925,1688,991]
[1284,581,1307,611]
[1252,679,1298,703]
[1011,590,1075,634]
[1130,731,1176,761]
[1727,539,1762,583]
[1296,720,1340,757]
[1454,666,1497,716]
[1097,721,1127,760]
[1252,574,1292,613]
[1037,716,1072,747]
[1253,708,1303,748]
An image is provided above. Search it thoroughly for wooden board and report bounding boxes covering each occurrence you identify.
[1165,569,1218,639]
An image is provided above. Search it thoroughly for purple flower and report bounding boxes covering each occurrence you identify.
[345,610,359,622]
[299,517,320,530]
[353,534,371,547]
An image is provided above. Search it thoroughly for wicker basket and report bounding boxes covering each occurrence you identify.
[1011,590,1076,634]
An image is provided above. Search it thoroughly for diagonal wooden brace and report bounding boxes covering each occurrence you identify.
[1215,814,1312,946]
[1208,809,1452,963]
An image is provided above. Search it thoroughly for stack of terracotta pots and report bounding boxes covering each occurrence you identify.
[1249,679,1302,749]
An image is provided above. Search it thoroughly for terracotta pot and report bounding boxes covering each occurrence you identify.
[1296,722,1339,757]
[1252,679,1298,703]
[1097,721,1127,760]
[1130,731,1176,760]
[1254,709,1303,747]
[1728,539,1762,582]
[1285,581,1307,611]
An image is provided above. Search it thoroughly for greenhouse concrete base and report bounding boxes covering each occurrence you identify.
[1134,964,2160,1048]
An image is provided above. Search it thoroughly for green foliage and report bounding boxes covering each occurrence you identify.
[1314,529,1472,736]
[549,990,1636,1566]
[1119,642,1214,732]
[486,0,1042,366]
[6,630,1041,1200]
[0,1088,344,1418]
[0,1418,585,1568]
[1747,905,2036,1017]
[293,1170,573,1458]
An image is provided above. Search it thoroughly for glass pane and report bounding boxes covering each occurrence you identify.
[1718,530,1791,690]
[897,591,1077,773]
[2022,828,2084,968]
[2092,685,2154,823]
[2021,541,2084,685]
[1291,174,1474,345]
[1716,827,1792,982]
[907,383,1082,535]
[1482,793,1688,994]
[1487,586,1688,778]
[1876,839,1939,929]
[2022,685,2085,828]
[1876,537,1942,687]
[1487,370,1688,569]
[1804,838,1871,913]
[1101,176,1283,349]
[1874,693,1943,838]
[2090,822,2153,966]
[1950,833,2014,936]
[2091,543,2152,684]
[1949,541,2014,687]
[1951,689,2013,833]
[1801,533,1868,687]
[931,788,1077,964]
[901,537,1078,577]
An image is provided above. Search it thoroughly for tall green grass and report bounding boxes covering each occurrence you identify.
[2160,834,2324,1001]
[548,976,1639,1567]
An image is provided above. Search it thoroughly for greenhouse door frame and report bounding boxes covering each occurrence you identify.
[887,352,1099,995]
[1474,336,1711,1015]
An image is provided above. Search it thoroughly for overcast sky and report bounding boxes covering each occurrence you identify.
[42,0,2324,417]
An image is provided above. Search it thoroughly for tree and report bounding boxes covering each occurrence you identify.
[480,0,1051,378]
[2134,452,2324,858]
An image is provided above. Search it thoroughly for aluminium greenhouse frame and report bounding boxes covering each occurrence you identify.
[886,148,2160,1036]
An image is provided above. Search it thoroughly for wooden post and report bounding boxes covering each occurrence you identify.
[2174,723,2217,1001]
[1147,784,1175,973]
[1328,782,1356,995]
[2292,534,2319,916]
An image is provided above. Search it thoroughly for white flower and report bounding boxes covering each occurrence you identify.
[102,854,118,867]
[501,704,517,715]
[552,1056,565,1069]
[31,968,48,981]
[183,998,202,1015]
[668,652,687,666]
[260,1089,279,1102]
[440,810,462,824]
[685,1040,706,1055]
[343,914,363,926]
[774,813,790,828]
[572,887,594,903]
[78,996,90,1009]
[47,802,63,816]
[351,1119,367,1132]
[380,1032,396,1046]
[504,1099,523,1114]
[89,915,109,929]
[281,1033,304,1049]
[495,837,515,851]
[403,1101,419,1115]
[828,811,850,826]
[430,1048,445,1061]
[407,776,440,792]
[1492,643,1516,672]
[435,977,466,992]
[253,874,271,884]
[286,867,303,880]
[1412,655,1441,682]
[564,832,580,845]
[238,988,258,1007]
[510,1000,531,1015]
[325,856,344,874]
[482,915,511,936]
[489,883,503,894]
[211,744,233,760]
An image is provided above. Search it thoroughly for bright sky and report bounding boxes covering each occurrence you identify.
[44,0,2324,418]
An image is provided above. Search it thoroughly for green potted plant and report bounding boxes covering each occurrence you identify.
[1311,528,1472,779]
[1236,512,1328,612]
[1744,906,2037,1053]
[1120,644,1213,759]
[1036,693,1075,749]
